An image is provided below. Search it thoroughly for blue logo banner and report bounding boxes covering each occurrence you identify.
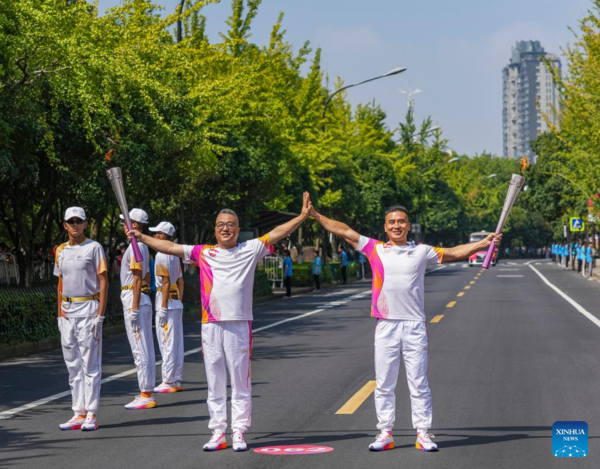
[553,421,588,457]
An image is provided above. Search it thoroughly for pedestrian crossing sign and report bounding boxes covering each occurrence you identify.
[570,217,585,232]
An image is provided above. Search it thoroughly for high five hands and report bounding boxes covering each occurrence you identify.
[301,192,319,220]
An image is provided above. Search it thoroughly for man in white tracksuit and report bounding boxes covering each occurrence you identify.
[311,202,501,452]
[129,193,311,452]
[55,207,108,431]
[150,221,185,393]
[120,208,157,409]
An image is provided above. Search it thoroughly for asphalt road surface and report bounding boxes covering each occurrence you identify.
[1,259,599,468]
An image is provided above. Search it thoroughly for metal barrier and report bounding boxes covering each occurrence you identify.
[263,255,283,288]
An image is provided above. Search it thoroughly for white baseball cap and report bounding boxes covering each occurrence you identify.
[119,208,149,224]
[149,221,176,237]
[64,207,86,221]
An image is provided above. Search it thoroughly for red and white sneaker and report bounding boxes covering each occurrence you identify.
[124,395,157,410]
[59,414,85,431]
[368,431,395,451]
[416,431,438,451]
[203,431,227,451]
[232,431,248,451]
[81,412,98,431]
[153,382,182,393]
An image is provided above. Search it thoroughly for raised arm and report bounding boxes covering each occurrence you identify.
[442,233,503,263]
[128,230,185,258]
[269,192,311,244]
[310,207,360,250]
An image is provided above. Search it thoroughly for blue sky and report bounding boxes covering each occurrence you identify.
[98,0,591,156]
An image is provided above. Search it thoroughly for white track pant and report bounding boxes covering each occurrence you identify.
[156,308,184,384]
[124,305,156,393]
[374,319,432,432]
[201,321,252,433]
[60,316,102,414]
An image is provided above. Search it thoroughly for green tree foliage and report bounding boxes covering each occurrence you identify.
[0,0,556,286]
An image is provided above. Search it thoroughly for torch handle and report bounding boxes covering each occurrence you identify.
[125,221,143,262]
[482,239,497,269]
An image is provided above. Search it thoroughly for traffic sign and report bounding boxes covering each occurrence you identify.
[569,217,585,232]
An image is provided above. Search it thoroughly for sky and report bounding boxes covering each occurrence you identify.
[98,0,592,156]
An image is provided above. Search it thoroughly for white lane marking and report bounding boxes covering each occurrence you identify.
[450,263,456,267]
[0,288,370,420]
[462,264,468,268]
[496,275,524,278]
[529,264,600,329]
[499,269,521,271]
[427,265,446,274]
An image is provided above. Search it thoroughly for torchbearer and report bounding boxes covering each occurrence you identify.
[309,199,501,452]
[128,193,311,452]
[150,221,185,393]
[120,208,157,409]
[56,207,108,431]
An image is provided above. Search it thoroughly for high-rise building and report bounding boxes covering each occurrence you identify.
[502,40,561,162]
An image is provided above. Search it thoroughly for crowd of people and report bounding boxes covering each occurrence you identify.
[551,241,596,278]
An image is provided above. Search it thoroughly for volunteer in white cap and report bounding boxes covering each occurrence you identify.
[128,193,311,452]
[149,221,185,393]
[119,208,157,409]
[55,207,108,431]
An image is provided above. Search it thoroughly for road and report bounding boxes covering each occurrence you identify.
[1,259,599,468]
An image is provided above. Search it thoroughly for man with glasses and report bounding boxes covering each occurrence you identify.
[149,221,185,393]
[309,200,501,453]
[55,207,108,431]
[120,208,157,409]
[128,193,311,452]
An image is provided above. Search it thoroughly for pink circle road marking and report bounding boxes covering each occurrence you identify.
[254,445,334,455]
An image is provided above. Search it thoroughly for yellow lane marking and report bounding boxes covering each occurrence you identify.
[430,315,444,323]
[464,286,471,290]
[446,301,457,308]
[457,292,464,297]
[336,381,377,414]
[470,281,476,284]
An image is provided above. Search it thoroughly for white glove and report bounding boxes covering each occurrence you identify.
[156,307,168,328]
[129,309,139,329]
[91,315,105,339]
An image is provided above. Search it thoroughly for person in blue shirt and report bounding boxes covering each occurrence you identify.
[339,247,348,284]
[564,243,570,268]
[577,241,584,273]
[283,249,293,297]
[571,243,577,270]
[552,243,556,263]
[586,243,594,278]
[312,249,322,291]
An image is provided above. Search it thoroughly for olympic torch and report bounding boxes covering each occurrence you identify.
[482,173,526,269]
[106,167,143,262]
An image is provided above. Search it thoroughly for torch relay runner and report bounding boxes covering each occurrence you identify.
[128,192,312,452]
[120,208,158,410]
[149,221,185,393]
[308,197,501,453]
[55,207,108,432]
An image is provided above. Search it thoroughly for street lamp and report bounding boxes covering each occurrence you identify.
[320,66,407,262]
[322,67,407,129]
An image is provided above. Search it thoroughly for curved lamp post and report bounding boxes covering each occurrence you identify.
[319,66,407,262]
[322,67,407,131]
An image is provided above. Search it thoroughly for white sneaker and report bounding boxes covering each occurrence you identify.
[59,414,85,430]
[81,412,98,431]
[368,431,394,451]
[124,395,157,410]
[416,431,438,451]
[203,431,227,451]
[154,382,183,393]
[232,431,248,451]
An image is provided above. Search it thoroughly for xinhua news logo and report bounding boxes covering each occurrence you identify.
[553,421,588,457]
